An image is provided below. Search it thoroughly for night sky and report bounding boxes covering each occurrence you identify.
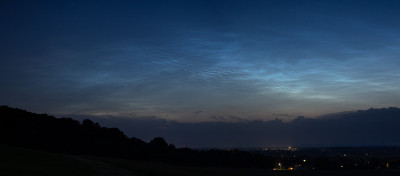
[1,0,400,123]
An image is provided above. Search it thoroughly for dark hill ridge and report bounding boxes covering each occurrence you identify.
[0,105,147,157]
[288,107,400,146]
[0,106,274,168]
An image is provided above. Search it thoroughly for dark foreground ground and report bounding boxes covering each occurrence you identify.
[2,144,400,176]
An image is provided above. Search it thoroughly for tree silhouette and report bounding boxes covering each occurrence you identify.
[150,137,168,148]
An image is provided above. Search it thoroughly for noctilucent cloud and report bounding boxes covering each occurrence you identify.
[1,0,400,122]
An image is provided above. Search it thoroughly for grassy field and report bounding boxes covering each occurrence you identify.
[0,144,137,176]
[87,157,400,176]
[2,144,400,176]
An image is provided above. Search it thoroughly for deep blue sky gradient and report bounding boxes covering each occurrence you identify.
[1,0,400,122]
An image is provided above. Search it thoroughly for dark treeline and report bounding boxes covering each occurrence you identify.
[0,106,274,168]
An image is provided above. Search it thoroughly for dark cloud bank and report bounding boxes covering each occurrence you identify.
[72,108,400,148]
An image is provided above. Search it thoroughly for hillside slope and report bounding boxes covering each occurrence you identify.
[0,144,139,176]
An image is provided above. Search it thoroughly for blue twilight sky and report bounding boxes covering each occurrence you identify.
[1,0,400,122]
